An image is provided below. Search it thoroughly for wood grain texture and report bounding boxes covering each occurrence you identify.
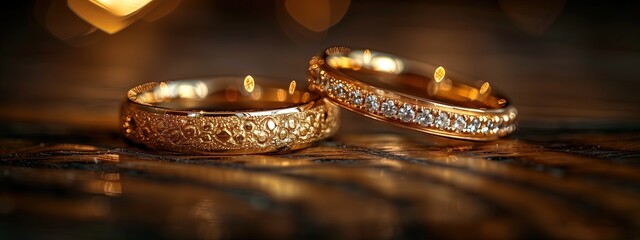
[1,116,640,239]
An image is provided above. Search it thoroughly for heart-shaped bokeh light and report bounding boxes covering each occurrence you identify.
[87,0,153,17]
[499,0,565,35]
[37,0,181,46]
[68,0,156,34]
[65,0,181,34]
[284,0,350,32]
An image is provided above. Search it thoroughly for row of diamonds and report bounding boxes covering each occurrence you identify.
[308,67,516,136]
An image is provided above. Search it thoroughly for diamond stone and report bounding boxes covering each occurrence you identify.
[435,112,450,129]
[349,90,363,106]
[332,82,346,99]
[415,110,434,126]
[380,100,398,117]
[365,95,380,112]
[468,118,480,132]
[322,77,331,91]
[453,115,467,132]
[398,104,415,122]
[493,120,503,132]
[482,120,494,134]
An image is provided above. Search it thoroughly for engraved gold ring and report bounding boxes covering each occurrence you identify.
[120,76,340,154]
[308,47,517,141]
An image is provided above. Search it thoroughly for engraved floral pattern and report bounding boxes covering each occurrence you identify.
[121,100,340,154]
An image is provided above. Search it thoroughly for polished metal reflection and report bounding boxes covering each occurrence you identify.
[244,75,255,93]
[326,48,508,109]
[326,49,406,74]
[136,77,313,107]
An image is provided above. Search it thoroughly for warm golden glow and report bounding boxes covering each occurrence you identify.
[327,56,356,69]
[153,82,170,101]
[244,75,255,93]
[284,0,350,32]
[500,0,565,36]
[301,92,311,102]
[225,85,238,102]
[371,56,403,74]
[441,79,453,91]
[145,81,210,102]
[276,89,287,102]
[363,49,372,65]
[65,0,181,35]
[89,0,153,17]
[468,89,479,100]
[101,172,120,181]
[37,1,103,47]
[67,0,149,34]
[176,81,208,99]
[479,82,491,94]
[103,181,122,196]
[250,86,262,100]
[142,0,182,22]
[434,66,446,83]
[289,80,297,95]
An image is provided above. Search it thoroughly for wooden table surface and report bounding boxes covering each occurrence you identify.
[1,1,640,239]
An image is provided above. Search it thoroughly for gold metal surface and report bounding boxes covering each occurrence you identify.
[308,47,518,141]
[121,77,340,154]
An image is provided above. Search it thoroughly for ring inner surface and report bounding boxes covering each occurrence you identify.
[326,50,507,109]
[133,77,315,112]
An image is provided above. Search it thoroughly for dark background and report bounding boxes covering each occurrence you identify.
[1,0,639,131]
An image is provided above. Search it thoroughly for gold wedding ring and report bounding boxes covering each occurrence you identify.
[120,77,340,154]
[308,47,517,141]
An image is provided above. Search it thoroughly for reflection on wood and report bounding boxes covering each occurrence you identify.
[1,126,639,239]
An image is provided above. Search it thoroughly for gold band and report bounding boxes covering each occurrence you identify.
[120,77,340,154]
[308,47,517,141]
